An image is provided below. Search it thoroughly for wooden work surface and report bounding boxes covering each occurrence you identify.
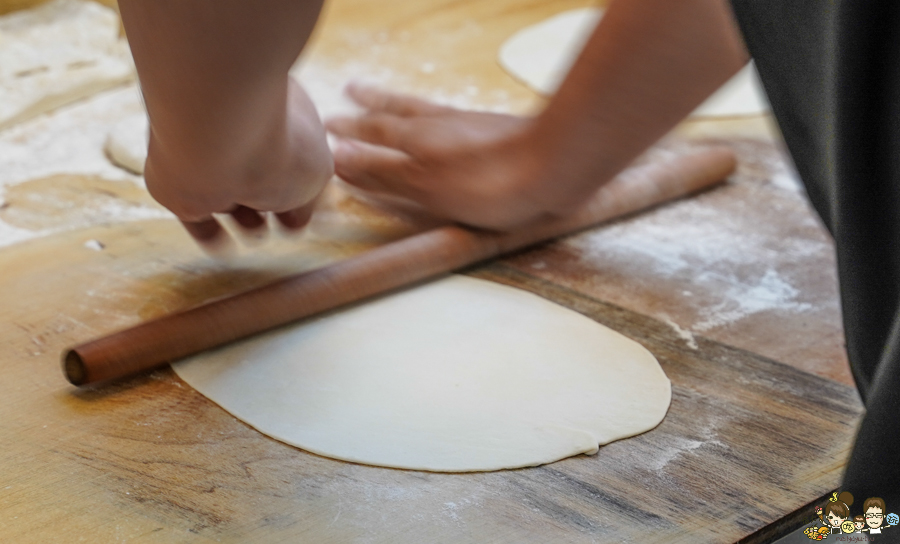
[0,0,863,542]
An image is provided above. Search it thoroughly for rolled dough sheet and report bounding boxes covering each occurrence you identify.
[0,0,134,132]
[498,7,770,118]
[105,112,149,174]
[173,275,671,472]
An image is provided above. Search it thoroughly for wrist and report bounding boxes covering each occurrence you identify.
[144,77,331,219]
[513,116,610,219]
[147,75,291,179]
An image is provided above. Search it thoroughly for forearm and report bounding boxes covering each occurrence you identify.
[530,0,748,212]
[324,0,749,230]
[119,0,322,183]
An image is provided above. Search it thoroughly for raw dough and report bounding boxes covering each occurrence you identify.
[173,275,671,472]
[498,7,770,118]
[105,112,149,174]
[499,8,602,96]
[0,0,134,132]
[693,61,770,118]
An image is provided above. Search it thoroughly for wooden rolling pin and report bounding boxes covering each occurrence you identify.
[63,146,736,386]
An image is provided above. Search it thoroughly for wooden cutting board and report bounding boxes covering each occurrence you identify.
[0,180,862,543]
[0,0,861,540]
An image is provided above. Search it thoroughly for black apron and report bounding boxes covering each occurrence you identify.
[729,0,900,504]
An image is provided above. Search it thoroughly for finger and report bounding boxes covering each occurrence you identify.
[332,138,421,201]
[181,217,225,242]
[325,114,411,151]
[180,217,235,256]
[229,205,267,231]
[275,203,315,231]
[346,82,449,117]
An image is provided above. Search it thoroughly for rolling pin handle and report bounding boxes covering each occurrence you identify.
[63,349,88,386]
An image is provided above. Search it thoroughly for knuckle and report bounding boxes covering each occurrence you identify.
[144,173,225,221]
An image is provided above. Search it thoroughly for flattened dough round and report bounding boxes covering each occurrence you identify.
[173,275,671,472]
[498,8,603,96]
[499,7,770,118]
[0,0,135,131]
[105,112,148,174]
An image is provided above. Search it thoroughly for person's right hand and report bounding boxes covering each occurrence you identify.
[144,78,333,248]
[119,0,334,250]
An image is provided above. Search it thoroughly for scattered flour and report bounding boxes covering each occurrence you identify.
[769,166,804,193]
[310,471,487,535]
[0,85,145,188]
[660,316,698,350]
[0,83,168,247]
[636,420,726,473]
[83,238,104,251]
[646,437,705,472]
[565,193,822,332]
[0,220,37,247]
[693,268,813,332]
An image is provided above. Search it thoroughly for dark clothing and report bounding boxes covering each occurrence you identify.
[729,1,900,505]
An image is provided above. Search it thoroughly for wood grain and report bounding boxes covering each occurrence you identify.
[0,220,862,543]
[0,0,856,540]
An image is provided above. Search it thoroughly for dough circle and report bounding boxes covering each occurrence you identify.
[173,275,671,472]
[0,0,134,131]
[498,7,770,118]
[105,113,149,174]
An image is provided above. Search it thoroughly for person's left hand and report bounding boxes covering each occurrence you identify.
[325,83,558,230]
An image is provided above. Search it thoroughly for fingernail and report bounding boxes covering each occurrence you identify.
[333,139,356,158]
[276,208,314,230]
[196,230,237,259]
[231,205,266,230]
[323,117,346,132]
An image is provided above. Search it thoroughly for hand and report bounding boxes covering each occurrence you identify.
[324,0,749,232]
[144,78,333,248]
[325,83,557,231]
